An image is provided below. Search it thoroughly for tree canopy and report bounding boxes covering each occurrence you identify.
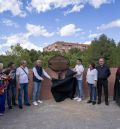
[0,34,120,68]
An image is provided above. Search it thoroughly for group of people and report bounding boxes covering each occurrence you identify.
[0,57,120,116]
[74,58,111,106]
[0,60,51,116]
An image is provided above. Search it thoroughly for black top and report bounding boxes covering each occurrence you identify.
[96,65,111,80]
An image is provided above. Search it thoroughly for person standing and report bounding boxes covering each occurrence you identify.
[74,59,84,102]
[7,62,17,109]
[0,63,7,116]
[32,60,51,106]
[113,67,120,104]
[96,58,111,105]
[16,60,31,109]
[86,63,97,105]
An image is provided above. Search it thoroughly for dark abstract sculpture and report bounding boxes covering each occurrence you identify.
[48,56,76,102]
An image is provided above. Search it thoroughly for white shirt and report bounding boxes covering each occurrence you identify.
[16,67,29,84]
[32,67,51,80]
[86,68,98,84]
[74,64,84,80]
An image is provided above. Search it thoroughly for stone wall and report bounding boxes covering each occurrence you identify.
[27,68,117,100]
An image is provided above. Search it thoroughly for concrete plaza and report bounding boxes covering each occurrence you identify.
[0,99,120,129]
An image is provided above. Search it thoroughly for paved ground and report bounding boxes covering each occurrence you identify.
[0,99,120,129]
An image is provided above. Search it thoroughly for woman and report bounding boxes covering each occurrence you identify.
[86,63,98,105]
[0,63,7,116]
[32,60,51,106]
[113,67,120,105]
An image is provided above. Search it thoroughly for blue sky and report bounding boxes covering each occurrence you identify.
[0,0,120,54]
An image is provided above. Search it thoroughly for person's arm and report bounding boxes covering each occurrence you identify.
[43,69,51,80]
[33,68,43,81]
[76,66,84,76]
[16,68,20,89]
[78,67,84,76]
[107,67,111,78]
[94,70,98,87]
[86,69,89,83]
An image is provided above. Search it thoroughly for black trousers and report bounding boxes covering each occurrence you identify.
[7,83,16,107]
[97,79,109,102]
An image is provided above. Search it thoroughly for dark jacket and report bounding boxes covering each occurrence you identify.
[96,65,111,80]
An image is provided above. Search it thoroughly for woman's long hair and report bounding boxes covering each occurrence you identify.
[117,67,120,75]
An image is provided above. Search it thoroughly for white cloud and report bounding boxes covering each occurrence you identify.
[97,19,120,30]
[0,0,26,17]
[2,19,19,28]
[64,4,84,15]
[26,23,54,37]
[83,40,91,45]
[0,23,55,54]
[88,33,101,38]
[1,33,43,52]
[27,0,114,14]
[88,0,113,8]
[59,24,82,36]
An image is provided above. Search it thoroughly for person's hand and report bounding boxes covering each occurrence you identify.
[17,84,20,89]
[94,81,97,87]
[49,77,52,81]
[41,78,44,81]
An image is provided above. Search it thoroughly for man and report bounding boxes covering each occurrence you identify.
[74,59,84,102]
[16,60,31,109]
[32,60,51,106]
[0,63,7,116]
[96,58,111,105]
[7,62,17,109]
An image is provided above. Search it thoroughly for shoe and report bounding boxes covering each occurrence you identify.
[25,103,31,106]
[77,98,82,102]
[13,103,17,106]
[37,100,43,104]
[0,113,4,116]
[8,106,13,109]
[33,101,38,106]
[74,97,79,100]
[19,105,23,109]
[97,101,101,104]
[87,100,92,103]
[105,101,109,106]
[92,101,96,105]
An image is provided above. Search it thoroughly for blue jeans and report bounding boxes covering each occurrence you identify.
[76,80,83,98]
[88,83,97,102]
[0,92,6,114]
[32,82,41,102]
[18,83,29,106]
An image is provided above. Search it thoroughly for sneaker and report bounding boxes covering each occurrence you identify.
[97,101,101,104]
[92,101,96,105]
[74,97,79,100]
[19,105,23,109]
[77,98,82,102]
[37,100,43,104]
[33,101,38,106]
[87,100,92,103]
[8,106,13,109]
[13,103,18,106]
[0,113,4,116]
[105,101,109,106]
[25,103,31,106]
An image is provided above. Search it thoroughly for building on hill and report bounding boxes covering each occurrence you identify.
[43,41,89,52]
